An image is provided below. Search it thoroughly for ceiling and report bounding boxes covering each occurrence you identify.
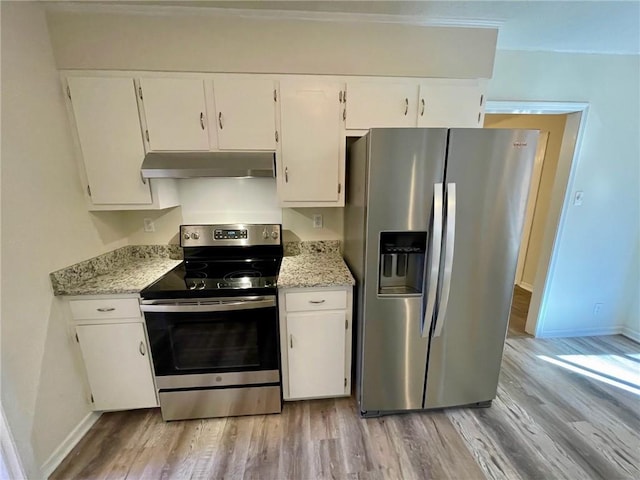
[48,1,640,55]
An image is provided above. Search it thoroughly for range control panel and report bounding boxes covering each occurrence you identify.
[180,224,281,247]
[214,229,248,240]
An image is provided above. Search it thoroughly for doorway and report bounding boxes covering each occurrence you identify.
[485,102,589,337]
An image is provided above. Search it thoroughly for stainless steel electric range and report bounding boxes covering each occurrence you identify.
[140,224,283,421]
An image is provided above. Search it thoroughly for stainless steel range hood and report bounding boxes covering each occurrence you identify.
[140,152,275,179]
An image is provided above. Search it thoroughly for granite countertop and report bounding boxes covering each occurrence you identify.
[279,241,355,288]
[50,245,182,296]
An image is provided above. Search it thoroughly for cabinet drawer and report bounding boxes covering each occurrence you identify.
[285,290,347,312]
[69,298,141,320]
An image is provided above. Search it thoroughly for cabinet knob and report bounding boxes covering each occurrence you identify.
[404,98,409,116]
[200,112,205,130]
[420,98,425,117]
[218,112,223,130]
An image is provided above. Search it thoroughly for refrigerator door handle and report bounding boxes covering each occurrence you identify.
[421,183,443,337]
[433,182,456,337]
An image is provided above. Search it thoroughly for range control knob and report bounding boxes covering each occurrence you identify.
[191,232,200,240]
[183,232,191,240]
[262,229,269,239]
[271,231,279,239]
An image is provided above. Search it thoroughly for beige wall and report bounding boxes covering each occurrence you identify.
[484,114,567,287]
[0,3,130,477]
[46,9,496,78]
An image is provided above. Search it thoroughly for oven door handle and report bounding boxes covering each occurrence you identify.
[139,296,276,313]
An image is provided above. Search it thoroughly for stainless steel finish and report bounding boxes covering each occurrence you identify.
[159,385,281,421]
[345,128,447,414]
[180,224,281,247]
[140,295,276,313]
[420,98,425,116]
[156,370,279,389]
[200,112,205,130]
[404,98,408,115]
[284,167,289,183]
[139,341,146,356]
[423,128,537,410]
[141,151,276,179]
[218,111,223,129]
[433,183,456,338]
[140,171,147,184]
[421,183,443,338]
[96,307,115,312]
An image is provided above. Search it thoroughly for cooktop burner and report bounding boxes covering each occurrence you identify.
[141,224,283,300]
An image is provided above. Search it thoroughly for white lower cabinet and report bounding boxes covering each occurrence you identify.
[279,287,353,400]
[68,296,158,411]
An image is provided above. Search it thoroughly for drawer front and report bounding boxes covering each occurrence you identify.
[69,298,141,320]
[285,290,347,312]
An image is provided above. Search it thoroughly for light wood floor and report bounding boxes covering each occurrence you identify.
[508,285,532,338]
[52,307,640,479]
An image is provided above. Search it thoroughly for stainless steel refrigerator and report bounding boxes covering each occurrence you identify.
[344,128,538,416]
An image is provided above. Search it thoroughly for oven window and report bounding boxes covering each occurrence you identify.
[170,321,259,370]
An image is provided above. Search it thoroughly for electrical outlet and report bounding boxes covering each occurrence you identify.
[313,214,323,229]
[143,218,155,233]
[593,303,603,315]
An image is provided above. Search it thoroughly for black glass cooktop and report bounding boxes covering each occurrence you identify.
[141,257,282,300]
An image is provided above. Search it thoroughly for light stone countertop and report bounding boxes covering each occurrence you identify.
[50,245,182,296]
[278,253,355,289]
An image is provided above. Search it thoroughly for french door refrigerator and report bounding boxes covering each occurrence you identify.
[344,128,538,416]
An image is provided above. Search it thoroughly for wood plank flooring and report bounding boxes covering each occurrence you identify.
[52,286,640,479]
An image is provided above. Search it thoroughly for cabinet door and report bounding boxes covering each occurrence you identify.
[279,78,343,203]
[418,80,485,128]
[214,75,276,150]
[346,80,419,129]
[287,311,346,399]
[139,78,210,151]
[67,77,151,205]
[76,323,157,411]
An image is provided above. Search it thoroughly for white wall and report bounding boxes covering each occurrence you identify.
[0,3,129,477]
[45,9,496,79]
[489,50,640,337]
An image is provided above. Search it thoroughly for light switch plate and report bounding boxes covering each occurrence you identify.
[143,218,155,232]
[313,214,323,229]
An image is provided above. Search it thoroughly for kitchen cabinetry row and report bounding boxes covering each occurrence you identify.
[63,72,486,210]
[66,287,353,413]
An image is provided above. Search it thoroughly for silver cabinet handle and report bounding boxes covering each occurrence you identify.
[404,98,409,115]
[421,183,443,338]
[420,98,425,117]
[96,307,115,312]
[433,183,456,337]
[309,299,326,304]
[218,112,223,129]
[200,112,205,130]
[140,171,147,185]
[290,334,293,349]
[139,341,146,356]
[285,167,289,183]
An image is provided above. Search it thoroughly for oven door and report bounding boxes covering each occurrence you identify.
[141,295,280,389]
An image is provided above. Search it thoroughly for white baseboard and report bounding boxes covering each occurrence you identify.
[517,281,533,292]
[621,326,640,344]
[40,412,101,479]
[1,406,26,480]
[537,325,622,338]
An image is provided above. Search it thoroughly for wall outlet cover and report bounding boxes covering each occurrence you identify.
[313,214,323,229]
[143,218,155,232]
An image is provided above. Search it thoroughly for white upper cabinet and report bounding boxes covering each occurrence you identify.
[66,76,151,205]
[139,77,211,151]
[346,80,419,129]
[278,77,345,206]
[418,79,486,128]
[213,75,277,150]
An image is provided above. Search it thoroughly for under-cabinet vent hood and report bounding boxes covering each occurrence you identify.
[140,152,275,179]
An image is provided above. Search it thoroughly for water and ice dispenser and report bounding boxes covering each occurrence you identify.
[378,232,427,296]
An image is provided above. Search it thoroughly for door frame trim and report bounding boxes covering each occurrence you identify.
[485,101,590,337]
